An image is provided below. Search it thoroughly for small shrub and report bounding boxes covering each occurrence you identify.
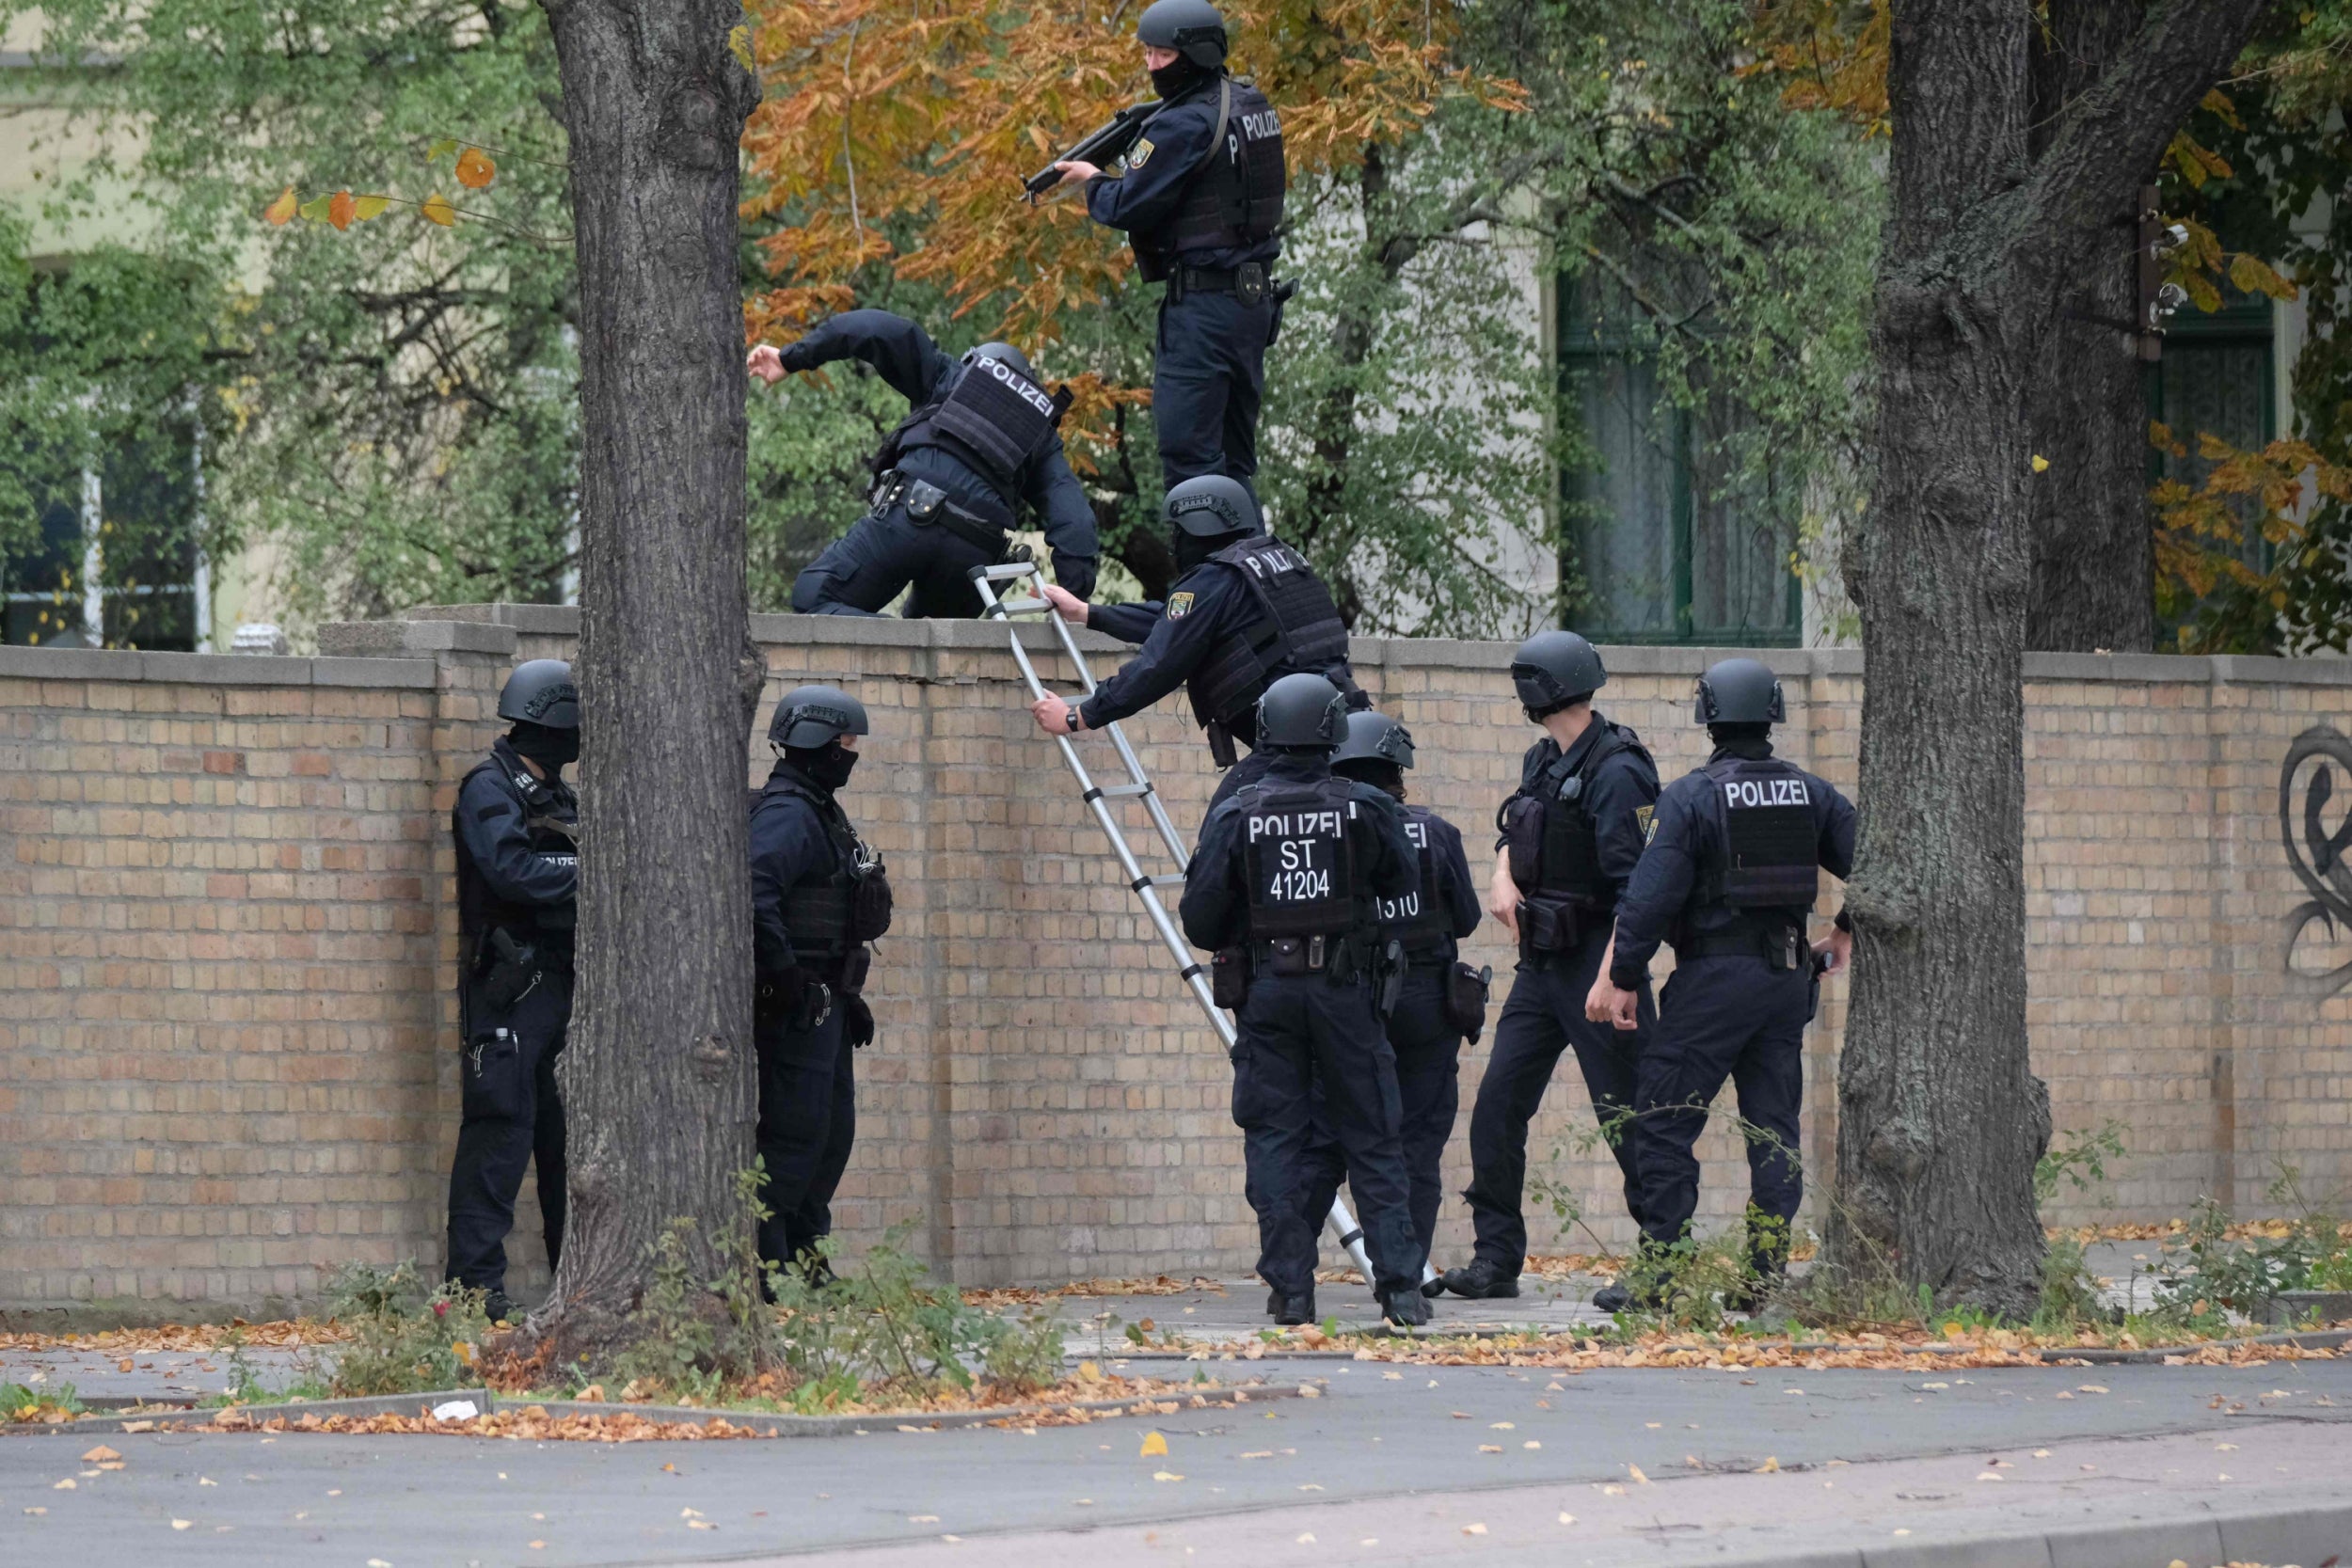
[323,1259,493,1397]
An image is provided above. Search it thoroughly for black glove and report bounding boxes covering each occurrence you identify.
[842,994,875,1049]
[1052,550,1099,602]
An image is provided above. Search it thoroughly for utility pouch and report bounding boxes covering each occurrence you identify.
[1519,897,1577,955]
[1235,262,1266,307]
[1445,961,1493,1043]
[850,859,894,942]
[1263,936,1312,977]
[1211,946,1249,1008]
[1764,922,1804,973]
[901,477,947,522]
[1205,720,1238,769]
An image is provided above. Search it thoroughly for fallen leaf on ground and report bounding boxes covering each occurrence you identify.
[52,1481,74,1491]
[1479,1445,1502,1453]
[1629,1464,1649,1484]
[1462,1523,1486,1536]
[1152,1471,1184,1482]
[1140,1432,1168,1457]
[1756,1456,1780,1474]
[2076,1385,2108,1394]
[909,1515,939,1524]
[1557,1513,1575,1525]
[80,1446,120,1464]
[171,1520,191,1530]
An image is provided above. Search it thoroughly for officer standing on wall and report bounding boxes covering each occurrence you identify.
[446,659,580,1324]
[1588,657,1854,1308]
[1051,0,1286,493]
[1027,474,1361,812]
[1299,711,1485,1284]
[748,310,1099,616]
[748,686,894,1283]
[1179,674,1431,1326]
[1435,631,1661,1308]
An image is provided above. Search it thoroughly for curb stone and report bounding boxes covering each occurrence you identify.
[1,1379,1307,1439]
[1686,1495,2352,1568]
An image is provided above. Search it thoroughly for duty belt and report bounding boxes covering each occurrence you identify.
[1167,261,1287,306]
[1677,916,1805,966]
[871,470,1008,555]
[1249,932,1372,981]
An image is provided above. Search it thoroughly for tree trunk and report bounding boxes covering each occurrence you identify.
[540,0,763,1353]
[2026,0,2158,653]
[1833,0,2261,1316]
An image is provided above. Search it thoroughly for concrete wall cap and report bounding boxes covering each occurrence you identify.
[319,620,517,657]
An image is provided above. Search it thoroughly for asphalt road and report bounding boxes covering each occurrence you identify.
[6,1356,2348,1566]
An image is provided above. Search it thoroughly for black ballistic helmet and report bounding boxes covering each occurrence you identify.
[1137,0,1228,70]
[498,659,580,729]
[1693,657,1786,726]
[1164,473,1261,538]
[1330,709,1415,770]
[1256,673,1346,751]
[963,341,1036,380]
[769,684,871,750]
[1509,630,1605,716]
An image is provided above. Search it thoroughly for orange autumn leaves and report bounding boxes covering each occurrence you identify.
[262,139,496,231]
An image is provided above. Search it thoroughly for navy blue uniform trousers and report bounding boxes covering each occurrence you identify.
[755,1008,857,1269]
[447,972,570,1295]
[1155,291,1275,492]
[1301,968,1460,1259]
[1232,973,1422,1298]
[791,501,998,620]
[1464,931,1656,1273]
[1629,955,1809,1270]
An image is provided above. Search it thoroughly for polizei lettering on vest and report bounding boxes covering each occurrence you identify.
[1723,777,1811,810]
[976,356,1057,420]
[1246,807,1348,843]
[1239,109,1281,140]
[1242,546,1304,579]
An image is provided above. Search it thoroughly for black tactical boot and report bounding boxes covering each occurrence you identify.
[1591,1281,1633,1313]
[1380,1286,1432,1327]
[1594,1275,1668,1313]
[1437,1259,1521,1300]
[1267,1289,1316,1326]
[482,1291,516,1326]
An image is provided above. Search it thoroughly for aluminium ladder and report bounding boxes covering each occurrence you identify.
[969,559,1388,1286]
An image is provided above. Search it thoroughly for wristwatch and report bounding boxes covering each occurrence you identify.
[1065,705,1084,733]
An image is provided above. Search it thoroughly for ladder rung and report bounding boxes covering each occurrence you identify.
[1132,873,1184,891]
[975,563,1040,582]
[995,596,1049,616]
[1084,783,1153,801]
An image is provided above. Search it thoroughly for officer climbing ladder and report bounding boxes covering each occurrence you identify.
[970,558,1388,1284]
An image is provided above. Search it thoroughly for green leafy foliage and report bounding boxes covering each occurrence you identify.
[322,1259,494,1398]
[1,1381,87,1422]
[3,0,580,634]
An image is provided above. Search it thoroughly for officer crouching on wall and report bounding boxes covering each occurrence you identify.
[1031,474,1364,813]
[1587,657,1855,1310]
[1299,711,1486,1285]
[748,309,1100,617]
[1438,631,1661,1307]
[1179,674,1431,1326]
[447,659,580,1324]
[749,686,893,1286]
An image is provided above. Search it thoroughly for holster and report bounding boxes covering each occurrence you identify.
[1445,961,1493,1043]
[1377,939,1406,1020]
[479,927,540,1014]
[1211,946,1249,1009]
[1204,720,1238,770]
[837,945,873,999]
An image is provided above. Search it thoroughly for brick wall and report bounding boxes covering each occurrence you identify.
[4,610,2348,1312]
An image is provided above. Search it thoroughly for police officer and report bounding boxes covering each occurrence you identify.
[749,686,894,1282]
[1588,657,1854,1307]
[1051,0,1286,493]
[748,309,1100,617]
[1181,674,1429,1326]
[1298,711,1483,1278]
[1434,631,1661,1307]
[1027,474,1361,813]
[447,659,580,1323]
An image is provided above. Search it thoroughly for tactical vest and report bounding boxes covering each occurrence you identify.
[871,358,1070,496]
[453,748,579,963]
[1184,535,1356,731]
[1500,723,1649,953]
[1375,809,1451,959]
[753,772,894,966]
[1239,777,1375,942]
[1704,755,1820,911]
[1150,77,1285,265]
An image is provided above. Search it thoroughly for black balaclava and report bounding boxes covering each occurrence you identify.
[787,740,860,791]
[1151,57,1209,101]
[1333,757,1406,802]
[1708,721,1772,754]
[509,721,580,770]
[1174,526,1246,577]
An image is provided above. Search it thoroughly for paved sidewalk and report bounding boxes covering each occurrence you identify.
[8,1352,2346,1565]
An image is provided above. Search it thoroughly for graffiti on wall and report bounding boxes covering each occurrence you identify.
[2281,724,2352,999]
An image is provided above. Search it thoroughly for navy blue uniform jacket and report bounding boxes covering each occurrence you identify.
[748,763,847,984]
[1078,558,1266,738]
[1497,719,1661,908]
[1084,79,1280,273]
[1179,753,1422,953]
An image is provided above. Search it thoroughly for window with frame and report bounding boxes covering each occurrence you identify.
[2,419,202,651]
[1555,275,1801,646]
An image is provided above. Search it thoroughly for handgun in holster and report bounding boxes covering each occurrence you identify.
[481,927,541,1013]
[1205,720,1238,769]
[1377,938,1406,1020]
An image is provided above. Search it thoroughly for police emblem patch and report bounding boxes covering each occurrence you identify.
[1167,591,1195,619]
[1635,803,1656,845]
[1127,137,1154,168]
